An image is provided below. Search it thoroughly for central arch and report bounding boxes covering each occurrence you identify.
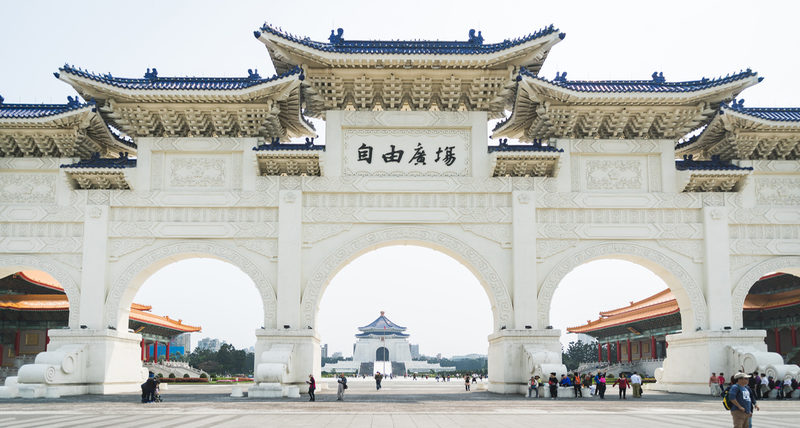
[376,347,389,361]
[105,241,277,330]
[538,242,708,332]
[300,226,513,331]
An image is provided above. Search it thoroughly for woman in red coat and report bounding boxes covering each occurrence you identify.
[613,374,629,399]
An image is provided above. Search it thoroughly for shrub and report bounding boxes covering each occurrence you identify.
[199,373,208,379]
[168,373,176,379]
[159,377,210,383]
[183,373,190,378]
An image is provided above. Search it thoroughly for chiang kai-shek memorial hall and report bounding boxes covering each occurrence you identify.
[1,22,800,397]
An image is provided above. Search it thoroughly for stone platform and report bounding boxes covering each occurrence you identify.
[0,379,797,427]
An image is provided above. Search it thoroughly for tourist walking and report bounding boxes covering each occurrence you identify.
[548,372,558,399]
[613,374,629,399]
[630,372,642,398]
[728,372,759,428]
[375,371,383,390]
[709,372,719,396]
[528,376,540,398]
[464,375,470,391]
[306,374,316,402]
[598,372,607,399]
[337,374,347,401]
[572,372,582,398]
[594,372,601,395]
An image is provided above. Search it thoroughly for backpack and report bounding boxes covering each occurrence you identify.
[721,385,733,410]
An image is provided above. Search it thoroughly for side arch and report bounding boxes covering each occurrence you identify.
[105,241,277,330]
[300,226,514,330]
[731,256,800,329]
[0,254,81,329]
[537,242,708,332]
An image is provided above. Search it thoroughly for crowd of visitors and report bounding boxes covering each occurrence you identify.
[527,371,643,399]
[711,370,800,399]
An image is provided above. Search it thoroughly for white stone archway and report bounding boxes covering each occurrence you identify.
[300,226,514,331]
[0,254,81,329]
[731,256,800,329]
[105,241,277,331]
[537,242,708,332]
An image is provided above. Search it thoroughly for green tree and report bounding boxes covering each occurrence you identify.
[562,340,599,370]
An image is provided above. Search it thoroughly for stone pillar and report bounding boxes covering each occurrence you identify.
[145,343,150,362]
[616,340,621,363]
[166,342,170,361]
[598,342,602,362]
[153,341,158,363]
[606,342,611,363]
[79,201,110,330]
[14,331,20,357]
[651,336,657,359]
[487,329,561,394]
[702,206,733,330]
[627,339,632,363]
[512,191,536,329]
[277,190,302,329]
[141,339,145,361]
[774,328,781,355]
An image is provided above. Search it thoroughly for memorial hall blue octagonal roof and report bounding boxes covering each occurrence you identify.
[256,23,563,55]
[356,312,408,337]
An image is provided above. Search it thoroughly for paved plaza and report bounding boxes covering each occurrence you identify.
[0,380,796,427]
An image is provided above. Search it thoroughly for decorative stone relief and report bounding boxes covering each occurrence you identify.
[341,110,471,127]
[584,159,644,191]
[108,221,278,238]
[537,191,702,209]
[109,238,157,259]
[299,175,513,194]
[729,225,800,240]
[0,158,62,170]
[569,139,661,154]
[0,205,83,223]
[106,241,277,329]
[300,227,513,330]
[535,240,579,261]
[168,157,226,187]
[656,240,704,263]
[87,191,111,206]
[234,239,278,260]
[461,224,512,248]
[755,177,800,206]
[0,173,56,204]
[536,209,702,224]
[0,223,83,238]
[109,207,277,223]
[302,224,353,247]
[648,155,661,192]
[150,137,246,152]
[0,255,80,328]
[731,256,800,328]
[537,242,707,331]
[0,237,82,253]
[536,223,701,240]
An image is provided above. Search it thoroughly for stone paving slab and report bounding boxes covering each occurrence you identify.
[0,381,797,427]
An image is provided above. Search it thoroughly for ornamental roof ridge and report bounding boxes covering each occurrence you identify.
[61,151,137,169]
[55,64,304,91]
[674,154,753,171]
[256,22,564,55]
[253,137,324,152]
[0,96,94,119]
[518,67,761,93]
[723,99,800,122]
[487,138,563,153]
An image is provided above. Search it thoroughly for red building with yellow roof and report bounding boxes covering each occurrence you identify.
[568,273,800,366]
[1,270,200,374]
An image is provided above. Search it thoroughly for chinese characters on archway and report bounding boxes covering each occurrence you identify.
[357,143,456,167]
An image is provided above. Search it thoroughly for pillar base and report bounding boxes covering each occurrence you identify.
[652,329,774,395]
[487,329,563,394]
[12,328,146,397]
[254,329,320,394]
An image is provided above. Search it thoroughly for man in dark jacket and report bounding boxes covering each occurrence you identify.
[548,373,558,399]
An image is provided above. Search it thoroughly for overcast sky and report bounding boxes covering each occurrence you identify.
[3,1,797,355]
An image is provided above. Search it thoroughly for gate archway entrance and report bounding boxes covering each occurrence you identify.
[2,22,799,397]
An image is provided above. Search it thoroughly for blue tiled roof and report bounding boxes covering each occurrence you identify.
[61,152,136,169]
[675,155,752,171]
[256,23,563,55]
[56,64,304,91]
[106,124,137,149]
[358,313,406,332]
[0,96,93,119]
[488,138,562,153]
[355,331,410,338]
[724,100,800,122]
[253,137,324,151]
[518,68,760,93]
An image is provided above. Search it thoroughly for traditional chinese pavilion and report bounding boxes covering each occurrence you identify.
[568,273,800,366]
[0,271,200,378]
